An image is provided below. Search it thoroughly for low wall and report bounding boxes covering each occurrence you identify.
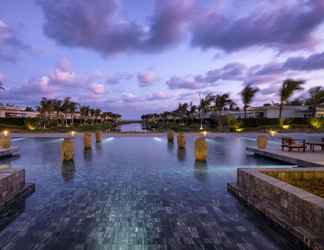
[229,167,324,250]
[0,169,26,207]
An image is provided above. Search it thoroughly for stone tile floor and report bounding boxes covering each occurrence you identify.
[0,136,294,249]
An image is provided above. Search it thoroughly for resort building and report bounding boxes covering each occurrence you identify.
[245,105,311,119]
[0,105,39,118]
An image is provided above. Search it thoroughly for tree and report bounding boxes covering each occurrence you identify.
[213,94,232,116]
[198,93,213,128]
[52,99,62,126]
[241,85,259,119]
[80,105,90,125]
[212,93,232,129]
[94,108,102,124]
[39,97,53,128]
[305,86,324,118]
[279,79,304,121]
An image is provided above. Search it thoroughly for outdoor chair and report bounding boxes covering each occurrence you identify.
[281,137,306,152]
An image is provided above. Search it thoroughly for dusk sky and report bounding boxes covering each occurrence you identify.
[1,0,324,119]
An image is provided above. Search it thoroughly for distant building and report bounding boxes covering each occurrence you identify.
[316,106,324,118]
[246,105,311,119]
[0,106,39,118]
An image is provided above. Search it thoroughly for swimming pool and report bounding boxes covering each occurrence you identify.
[0,135,292,249]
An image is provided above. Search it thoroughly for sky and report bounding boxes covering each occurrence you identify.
[0,0,324,119]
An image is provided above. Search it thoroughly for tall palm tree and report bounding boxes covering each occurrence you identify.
[305,86,324,118]
[68,101,78,126]
[94,108,102,124]
[279,79,304,121]
[52,99,62,126]
[241,85,259,119]
[213,94,232,116]
[198,93,213,129]
[213,93,232,129]
[80,105,90,125]
[39,97,52,128]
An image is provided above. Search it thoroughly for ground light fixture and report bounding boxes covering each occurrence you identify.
[282,124,290,130]
[70,131,76,137]
[235,128,244,132]
[269,130,278,136]
[3,130,9,136]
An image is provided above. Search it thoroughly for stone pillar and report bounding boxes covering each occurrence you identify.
[95,131,103,143]
[167,130,174,143]
[177,132,186,149]
[0,131,11,149]
[84,132,92,150]
[62,138,75,161]
[257,135,268,150]
[195,137,208,161]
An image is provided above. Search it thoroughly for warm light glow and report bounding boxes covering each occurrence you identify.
[201,130,208,136]
[282,125,290,130]
[27,124,36,131]
[235,128,244,132]
[3,130,9,136]
[70,131,76,137]
[200,125,204,130]
[269,130,278,136]
[310,118,322,129]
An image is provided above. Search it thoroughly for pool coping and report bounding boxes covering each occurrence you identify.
[228,167,324,250]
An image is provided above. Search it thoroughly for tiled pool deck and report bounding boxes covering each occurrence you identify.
[247,146,324,168]
[0,135,309,249]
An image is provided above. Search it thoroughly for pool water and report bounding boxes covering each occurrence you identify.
[0,135,292,250]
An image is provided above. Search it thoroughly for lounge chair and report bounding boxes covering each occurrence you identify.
[281,137,306,152]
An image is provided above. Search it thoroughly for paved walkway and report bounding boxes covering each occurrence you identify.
[247,147,324,168]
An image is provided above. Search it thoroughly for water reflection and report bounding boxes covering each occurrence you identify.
[0,199,26,231]
[96,143,103,156]
[83,149,93,162]
[61,161,76,182]
[167,142,174,155]
[194,161,208,183]
[177,148,186,162]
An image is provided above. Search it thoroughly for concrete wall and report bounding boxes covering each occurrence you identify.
[234,168,324,249]
[0,169,25,207]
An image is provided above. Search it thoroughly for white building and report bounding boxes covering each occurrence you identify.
[246,105,310,119]
[0,106,39,118]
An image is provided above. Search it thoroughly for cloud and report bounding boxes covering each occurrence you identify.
[247,51,324,81]
[106,73,133,85]
[195,63,246,83]
[91,83,105,95]
[49,58,76,85]
[166,76,207,90]
[0,72,6,82]
[37,0,197,56]
[137,71,158,87]
[0,19,30,62]
[146,91,171,101]
[191,0,324,52]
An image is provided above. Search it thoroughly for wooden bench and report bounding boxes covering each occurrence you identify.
[281,137,306,152]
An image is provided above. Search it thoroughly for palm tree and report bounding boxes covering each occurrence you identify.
[305,86,324,118]
[279,79,304,121]
[213,94,232,116]
[52,99,62,126]
[94,108,102,124]
[39,97,53,128]
[213,93,232,129]
[241,85,259,119]
[61,97,77,127]
[198,93,213,129]
[80,105,90,125]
